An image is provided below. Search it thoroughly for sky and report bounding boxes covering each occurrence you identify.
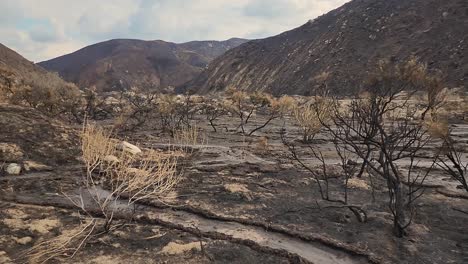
[0,0,349,62]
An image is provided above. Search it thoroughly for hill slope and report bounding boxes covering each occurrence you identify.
[39,38,248,92]
[1,43,50,79]
[188,0,468,95]
[0,43,71,89]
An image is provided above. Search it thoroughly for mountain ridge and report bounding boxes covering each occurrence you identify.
[186,0,468,95]
[38,38,249,92]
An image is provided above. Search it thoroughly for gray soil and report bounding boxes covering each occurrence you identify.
[1,108,467,263]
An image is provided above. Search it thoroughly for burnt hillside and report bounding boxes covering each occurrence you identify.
[187,0,467,95]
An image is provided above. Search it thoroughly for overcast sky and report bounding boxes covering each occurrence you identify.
[1,0,349,62]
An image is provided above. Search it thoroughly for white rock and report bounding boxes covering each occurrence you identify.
[116,141,141,155]
[14,236,32,245]
[5,163,21,175]
[103,155,120,163]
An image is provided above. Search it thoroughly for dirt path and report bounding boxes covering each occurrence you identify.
[2,186,371,264]
[142,206,365,264]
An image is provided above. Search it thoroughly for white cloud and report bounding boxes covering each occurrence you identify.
[0,0,349,62]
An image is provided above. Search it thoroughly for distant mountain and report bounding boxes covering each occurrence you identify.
[187,0,468,95]
[39,38,248,92]
[0,43,69,88]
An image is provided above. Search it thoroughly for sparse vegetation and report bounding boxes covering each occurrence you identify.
[24,122,183,262]
[0,69,83,119]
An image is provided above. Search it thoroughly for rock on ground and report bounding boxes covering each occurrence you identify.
[116,141,142,155]
[5,163,21,175]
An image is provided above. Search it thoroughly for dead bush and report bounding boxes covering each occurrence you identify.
[428,120,468,192]
[80,123,181,230]
[0,68,84,120]
[173,124,206,153]
[23,219,97,263]
[14,72,81,115]
[157,94,197,136]
[77,87,115,122]
[29,122,184,262]
[114,90,159,131]
[200,98,227,132]
[425,119,449,139]
[0,66,16,101]
[224,89,292,135]
[283,59,440,237]
[293,96,332,142]
[402,57,447,121]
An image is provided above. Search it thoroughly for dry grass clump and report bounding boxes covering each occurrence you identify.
[80,122,181,241]
[293,97,332,142]
[347,177,370,190]
[425,119,449,139]
[160,241,203,255]
[173,124,206,152]
[25,123,184,263]
[273,95,296,114]
[81,123,180,206]
[23,219,97,264]
[254,136,270,154]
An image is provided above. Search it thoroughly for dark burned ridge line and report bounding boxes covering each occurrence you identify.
[0,196,309,264]
[132,198,382,264]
